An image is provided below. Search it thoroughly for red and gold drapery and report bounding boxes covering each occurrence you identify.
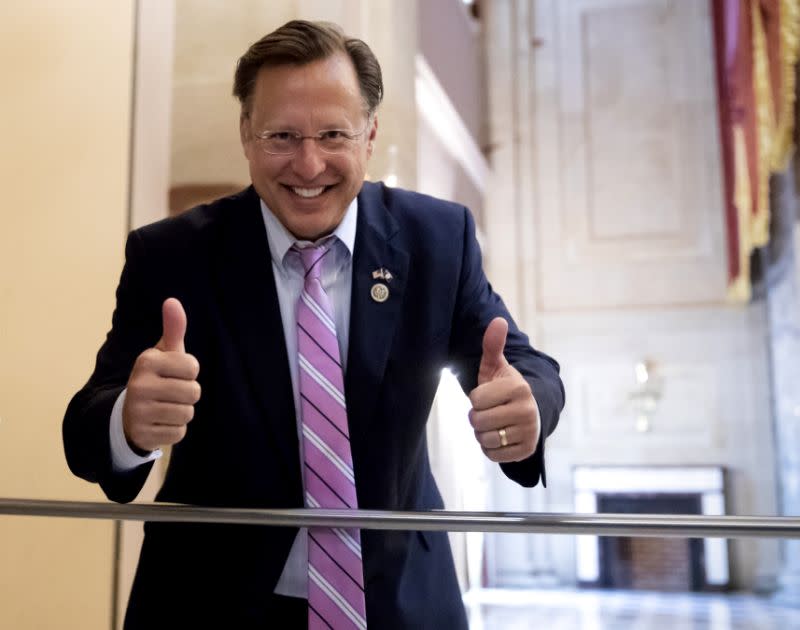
[712,0,800,301]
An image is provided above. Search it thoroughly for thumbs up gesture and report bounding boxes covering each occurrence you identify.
[468,317,540,463]
[122,298,201,452]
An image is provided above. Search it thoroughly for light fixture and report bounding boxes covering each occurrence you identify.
[627,359,662,433]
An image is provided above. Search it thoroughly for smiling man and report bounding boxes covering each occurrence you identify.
[63,20,564,630]
[240,50,378,241]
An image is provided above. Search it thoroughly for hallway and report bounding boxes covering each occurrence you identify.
[465,588,800,630]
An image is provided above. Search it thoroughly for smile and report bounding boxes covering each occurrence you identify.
[288,185,330,198]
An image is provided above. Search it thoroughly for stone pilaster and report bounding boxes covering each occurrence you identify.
[765,165,800,606]
[483,0,559,587]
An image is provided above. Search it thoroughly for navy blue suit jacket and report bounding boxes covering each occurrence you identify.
[63,182,564,629]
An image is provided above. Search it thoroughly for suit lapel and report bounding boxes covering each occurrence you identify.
[345,183,409,451]
[212,187,300,485]
[209,183,408,486]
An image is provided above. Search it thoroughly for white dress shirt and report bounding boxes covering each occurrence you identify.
[109,196,358,599]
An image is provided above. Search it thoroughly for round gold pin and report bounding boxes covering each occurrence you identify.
[370,283,389,303]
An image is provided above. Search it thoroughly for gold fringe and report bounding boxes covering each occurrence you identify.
[751,1,774,247]
[727,270,752,302]
[729,124,754,303]
[773,0,800,169]
[730,0,800,300]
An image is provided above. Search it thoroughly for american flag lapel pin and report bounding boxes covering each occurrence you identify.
[370,268,393,303]
[371,267,393,282]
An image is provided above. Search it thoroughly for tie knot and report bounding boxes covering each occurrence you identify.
[293,243,328,280]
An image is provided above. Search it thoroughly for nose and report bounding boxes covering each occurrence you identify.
[290,138,327,181]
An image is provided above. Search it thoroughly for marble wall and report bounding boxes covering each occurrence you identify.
[763,168,800,602]
[482,0,782,591]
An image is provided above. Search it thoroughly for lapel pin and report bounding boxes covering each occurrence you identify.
[372,268,393,282]
[370,283,390,303]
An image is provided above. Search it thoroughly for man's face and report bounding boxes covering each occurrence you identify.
[241,53,377,241]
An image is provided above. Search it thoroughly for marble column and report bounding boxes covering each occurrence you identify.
[763,165,800,606]
[359,1,418,190]
[118,2,177,626]
[483,0,559,587]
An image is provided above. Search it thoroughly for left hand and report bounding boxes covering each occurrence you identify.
[468,317,540,463]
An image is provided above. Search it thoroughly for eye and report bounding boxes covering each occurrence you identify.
[319,130,349,141]
[267,131,296,141]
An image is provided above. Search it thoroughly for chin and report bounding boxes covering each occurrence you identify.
[287,216,336,241]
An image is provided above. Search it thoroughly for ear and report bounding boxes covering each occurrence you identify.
[366,115,378,157]
[239,113,251,156]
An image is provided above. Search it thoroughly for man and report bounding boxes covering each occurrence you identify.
[63,20,564,630]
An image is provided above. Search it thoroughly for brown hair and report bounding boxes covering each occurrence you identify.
[233,20,383,118]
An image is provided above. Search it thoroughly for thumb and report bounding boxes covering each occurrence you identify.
[156,297,186,353]
[478,317,510,385]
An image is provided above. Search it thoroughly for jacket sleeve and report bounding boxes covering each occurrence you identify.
[63,230,161,503]
[447,207,565,488]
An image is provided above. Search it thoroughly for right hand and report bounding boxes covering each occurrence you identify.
[122,297,201,452]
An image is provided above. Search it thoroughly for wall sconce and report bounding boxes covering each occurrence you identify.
[627,359,662,433]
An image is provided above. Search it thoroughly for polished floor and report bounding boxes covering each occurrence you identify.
[463,588,800,630]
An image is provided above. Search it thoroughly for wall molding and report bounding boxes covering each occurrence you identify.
[415,54,489,193]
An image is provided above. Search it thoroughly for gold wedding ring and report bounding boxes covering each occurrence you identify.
[498,427,509,447]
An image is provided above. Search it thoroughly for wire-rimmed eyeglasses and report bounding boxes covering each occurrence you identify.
[252,121,371,156]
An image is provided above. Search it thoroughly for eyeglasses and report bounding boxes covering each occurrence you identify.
[252,122,371,155]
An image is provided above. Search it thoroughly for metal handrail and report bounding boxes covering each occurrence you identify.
[1,498,799,538]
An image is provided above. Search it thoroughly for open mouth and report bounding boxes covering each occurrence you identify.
[284,184,334,199]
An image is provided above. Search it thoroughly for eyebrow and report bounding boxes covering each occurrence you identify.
[260,122,358,131]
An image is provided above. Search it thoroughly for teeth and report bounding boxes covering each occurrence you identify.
[291,186,325,198]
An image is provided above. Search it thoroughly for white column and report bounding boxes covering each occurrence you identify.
[767,170,800,605]
[484,0,556,587]
[117,1,176,626]
[360,1,418,189]
[130,0,175,229]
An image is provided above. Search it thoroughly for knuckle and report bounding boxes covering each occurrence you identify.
[471,411,488,432]
[125,379,140,395]
[137,349,159,370]
[126,413,144,431]
[160,428,177,446]
[192,382,202,403]
[517,444,534,461]
[524,447,535,459]
[126,424,141,441]
[513,381,532,399]
[481,445,497,462]
[126,380,146,400]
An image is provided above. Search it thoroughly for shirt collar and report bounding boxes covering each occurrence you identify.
[259,196,358,266]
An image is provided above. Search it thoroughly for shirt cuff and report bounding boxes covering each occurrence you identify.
[110,389,163,473]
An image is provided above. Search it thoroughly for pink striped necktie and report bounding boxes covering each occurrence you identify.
[293,243,368,630]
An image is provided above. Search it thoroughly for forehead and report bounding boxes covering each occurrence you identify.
[249,53,365,126]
